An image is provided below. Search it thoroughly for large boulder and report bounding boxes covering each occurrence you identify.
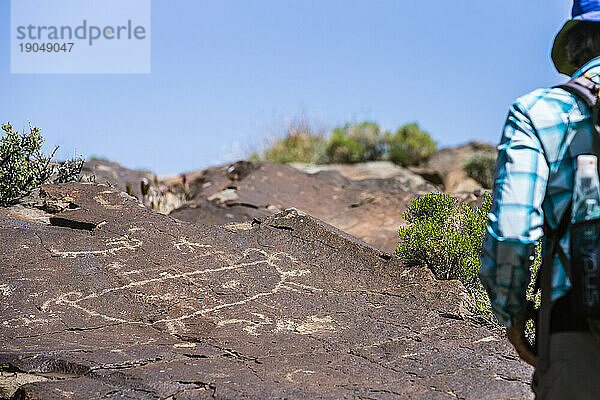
[289,161,437,192]
[414,142,496,193]
[0,183,532,399]
[81,159,155,201]
[169,161,438,253]
[83,159,186,214]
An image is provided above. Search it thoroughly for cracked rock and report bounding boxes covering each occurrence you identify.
[169,161,439,253]
[0,183,532,399]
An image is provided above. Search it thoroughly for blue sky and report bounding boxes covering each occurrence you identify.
[0,1,572,175]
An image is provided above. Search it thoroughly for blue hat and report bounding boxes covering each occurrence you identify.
[552,1,600,75]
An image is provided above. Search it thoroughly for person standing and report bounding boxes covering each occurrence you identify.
[479,1,600,398]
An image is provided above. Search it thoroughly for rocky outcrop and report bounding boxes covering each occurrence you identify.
[83,159,186,214]
[0,183,532,399]
[83,144,498,253]
[414,142,496,193]
[82,159,156,201]
[169,161,438,253]
[290,161,438,192]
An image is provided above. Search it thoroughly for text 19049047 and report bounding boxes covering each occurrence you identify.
[19,43,75,53]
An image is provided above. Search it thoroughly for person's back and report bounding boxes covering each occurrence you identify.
[479,2,600,398]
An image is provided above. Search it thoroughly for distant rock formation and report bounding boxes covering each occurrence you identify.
[82,159,185,214]
[413,142,496,193]
[0,183,532,399]
[76,141,498,256]
[82,159,156,200]
[168,161,438,253]
[289,161,438,189]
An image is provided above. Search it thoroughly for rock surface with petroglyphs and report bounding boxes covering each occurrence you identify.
[0,183,532,399]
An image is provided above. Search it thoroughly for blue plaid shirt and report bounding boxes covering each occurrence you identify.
[480,57,600,327]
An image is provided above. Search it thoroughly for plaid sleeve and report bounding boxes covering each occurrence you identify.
[479,101,549,327]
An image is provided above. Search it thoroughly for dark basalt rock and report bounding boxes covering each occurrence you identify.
[82,159,156,200]
[170,162,437,253]
[0,183,532,399]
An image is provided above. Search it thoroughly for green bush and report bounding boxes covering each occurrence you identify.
[0,123,53,205]
[397,192,542,324]
[463,153,497,189]
[260,133,326,164]
[396,192,494,319]
[386,123,436,167]
[0,122,83,206]
[525,244,542,345]
[253,119,439,166]
[324,129,367,164]
[251,117,327,164]
[52,158,84,184]
[325,122,384,164]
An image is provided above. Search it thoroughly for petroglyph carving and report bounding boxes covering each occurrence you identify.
[3,315,51,328]
[94,194,123,209]
[222,279,241,289]
[173,238,212,253]
[50,236,142,258]
[275,315,336,335]
[39,239,329,337]
[0,284,12,296]
[217,313,273,336]
[286,369,315,383]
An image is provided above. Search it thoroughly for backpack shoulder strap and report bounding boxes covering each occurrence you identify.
[555,75,599,109]
[537,214,566,373]
[534,206,572,290]
[555,74,600,134]
[545,205,573,281]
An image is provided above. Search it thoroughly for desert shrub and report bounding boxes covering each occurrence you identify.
[261,133,325,164]
[396,192,494,319]
[252,117,327,164]
[51,158,84,183]
[397,192,542,324]
[325,122,384,164]
[524,244,542,345]
[0,122,54,205]
[253,119,439,166]
[385,123,436,167]
[324,129,367,164]
[464,153,497,189]
[0,122,84,206]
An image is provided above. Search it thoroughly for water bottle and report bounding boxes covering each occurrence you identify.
[571,154,600,314]
[572,155,600,223]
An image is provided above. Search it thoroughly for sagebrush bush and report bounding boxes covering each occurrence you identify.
[51,158,84,184]
[261,133,326,164]
[463,153,497,189]
[324,129,367,164]
[0,122,83,206]
[251,117,327,164]
[0,123,53,205]
[325,122,384,164]
[397,192,542,324]
[386,123,436,167]
[396,192,494,319]
[253,118,439,166]
[525,244,542,345]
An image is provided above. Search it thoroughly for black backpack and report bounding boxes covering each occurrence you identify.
[534,74,600,373]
